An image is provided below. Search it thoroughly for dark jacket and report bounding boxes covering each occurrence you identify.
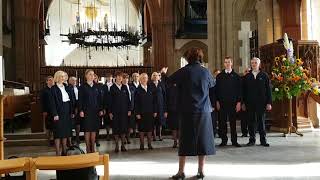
[49,83,75,117]
[40,86,53,113]
[215,69,241,105]
[134,85,158,114]
[168,61,215,113]
[243,70,272,112]
[166,83,178,112]
[78,83,103,113]
[108,84,132,113]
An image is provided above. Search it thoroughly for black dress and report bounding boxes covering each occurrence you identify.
[166,83,179,130]
[149,81,167,126]
[78,83,103,132]
[134,85,157,132]
[108,84,132,135]
[49,84,75,139]
[168,61,216,156]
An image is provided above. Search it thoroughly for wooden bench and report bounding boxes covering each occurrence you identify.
[0,157,36,180]
[34,153,109,180]
[0,153,110,180]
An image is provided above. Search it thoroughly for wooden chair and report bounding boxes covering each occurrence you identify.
[0,157,36,180]
[33,153,109,180]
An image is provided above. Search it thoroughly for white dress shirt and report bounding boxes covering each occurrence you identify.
[252,70,260,79]
[225,69,232,74]
[141,84,148,92]
[57,84,70,102]
[73,86,79,100]
[133,81,139,88]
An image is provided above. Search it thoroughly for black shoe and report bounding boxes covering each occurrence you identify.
[241,134,248,137]
[171,172,185,180]
[121,145,127,152]
[140,144,144,150]
[196,172,205,179]
[232,143,242,147]
[153,138,157,141]
[219,142,227,147]
[148,144,153,150]
[261,142,270,147]
[247,142,255,146]
[96,141,100,147]
[173,141,178,148]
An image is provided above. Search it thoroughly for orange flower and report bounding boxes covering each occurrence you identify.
[296,58,303,65]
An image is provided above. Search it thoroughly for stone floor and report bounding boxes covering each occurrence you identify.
[4,130,320,180]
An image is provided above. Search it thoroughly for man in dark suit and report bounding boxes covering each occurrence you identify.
[40,76,54,146]
[215,56,242,147]
[243,57,272,147]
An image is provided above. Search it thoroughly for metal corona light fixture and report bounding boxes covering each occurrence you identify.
[60,0,142,50]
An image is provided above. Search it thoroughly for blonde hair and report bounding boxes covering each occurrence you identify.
[139,73,148,79]
[85,69,94,76]
[54,70,65,83]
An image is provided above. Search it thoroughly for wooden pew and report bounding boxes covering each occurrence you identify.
[0,157,36,180]
[34,153,109,180]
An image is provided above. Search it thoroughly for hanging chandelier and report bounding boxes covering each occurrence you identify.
[60,0,143,50]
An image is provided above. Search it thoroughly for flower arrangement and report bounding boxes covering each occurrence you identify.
[271,33,320,101]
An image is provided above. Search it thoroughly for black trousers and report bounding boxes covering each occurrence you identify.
[240,111,248,135]
[219,108,237,144]
[248,110,267,143]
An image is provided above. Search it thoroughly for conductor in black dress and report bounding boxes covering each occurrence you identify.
[215,56,242,147]
[108,72,132,152]
[166,82,179,148]
[79,69,104,153]
[243,57,272,147]
[40,76,54,146]
[168,48,215,179]
[134,73,158,150]
[49,71,75,156]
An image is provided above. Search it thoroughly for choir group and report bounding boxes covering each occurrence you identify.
[40,56,272,156]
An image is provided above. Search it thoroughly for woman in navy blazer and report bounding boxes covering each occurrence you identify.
[167,48,216,179]
[49,71,75,156]
[78,69,104,153]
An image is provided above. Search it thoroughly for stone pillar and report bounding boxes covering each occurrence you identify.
[14,0,41,91]
[208,0,235,72]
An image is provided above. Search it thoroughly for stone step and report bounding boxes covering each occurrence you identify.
[5,139,48,147]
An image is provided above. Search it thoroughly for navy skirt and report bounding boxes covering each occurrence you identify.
[168,112,179,130]
[81,108,100,132]
[53,102,72,139]
[138,113,154,132]
[178,112,216,156]
[112,112,129,135]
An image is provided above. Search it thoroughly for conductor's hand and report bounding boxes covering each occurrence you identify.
[136,114,141,120]
[153,113,157,118]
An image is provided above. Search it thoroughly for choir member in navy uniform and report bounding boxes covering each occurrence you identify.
[166,82,179,148]
[213,69,221,137]
[40,76,54,146]
[108,72,132,152]
[79,69,104,153]
[94,74,104,147]
[167,48,215,179]
[103,73,114,141]
[128,72,140,137]
[243,57,272,147]
[134,73,157,150]
[122,73,135,144]
[215,56,242,147]
[49,71,75,156]
[68,76,81,145]
[150,72,167,141]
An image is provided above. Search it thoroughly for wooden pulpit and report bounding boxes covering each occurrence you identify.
[259,40,320,133]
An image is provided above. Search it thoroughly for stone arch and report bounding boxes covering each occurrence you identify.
[176,40,208,65]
